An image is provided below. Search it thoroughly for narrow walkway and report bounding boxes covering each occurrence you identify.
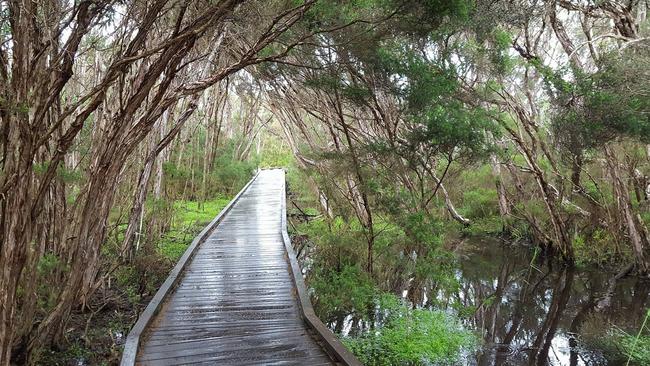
[136,169,335,365]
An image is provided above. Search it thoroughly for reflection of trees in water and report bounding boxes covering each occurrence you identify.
[568,294,596,366]
[423,244,650,365]
[325,243,650,364]
[529,268,573,365]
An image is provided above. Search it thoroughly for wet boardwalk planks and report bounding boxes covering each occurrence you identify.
[135,169,335,365]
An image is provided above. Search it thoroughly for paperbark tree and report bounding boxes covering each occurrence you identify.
[0,0,319,362]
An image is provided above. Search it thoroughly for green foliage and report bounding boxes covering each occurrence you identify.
[344,294,476,365]
[464,25,516,76]
[641,212,650,228]
[462,187,499,219]
[162,161,189,180]
[464,216,504,236]
[295,0,497,162]
[302,74,373,106]
[157,198,232,261]
[210,148,257,196]
[593,310,650,365]
[114,265,141,304]
[299,217,368,268]
[619,333,650,365]
[311,265,377,322]
[551,47,650,157]
[572,229,624,266]
[402,211,444,248]
[491,28,511,49]
[37,341,91,365]
[293,168,469,363]
[33,162,49,175]
[304,0,386,27]
[460,187,503,235]
[257,138,294,168]
[621,308,650,365]
[588,49,650,142]
[164,140,255,200]
[295,161,460,304]
[301,0,475,45]
[36,253,63,275]
[372,43,499,160]
[487,28,515,74]
[56,165,83,184]
[35,253,66,311]
[172,199,231,226]
[393,212,458,290]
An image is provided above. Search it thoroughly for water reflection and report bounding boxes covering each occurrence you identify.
[443,239,649,365]
[329,238,650,365]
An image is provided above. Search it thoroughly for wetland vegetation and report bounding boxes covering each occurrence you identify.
[1,0,649,364]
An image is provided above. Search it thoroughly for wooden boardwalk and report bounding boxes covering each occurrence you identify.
[127,169,346,365]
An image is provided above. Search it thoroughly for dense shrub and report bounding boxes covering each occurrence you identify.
[344,294,476,365]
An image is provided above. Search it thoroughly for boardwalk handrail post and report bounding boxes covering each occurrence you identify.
[120,171,260,366]
[279,169,363,366]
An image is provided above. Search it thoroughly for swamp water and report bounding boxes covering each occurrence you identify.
[328,238,650,365]
[452,239,649,365]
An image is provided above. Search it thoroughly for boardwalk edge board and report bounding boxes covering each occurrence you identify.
[280,171,363,366]
[120,170,261,366]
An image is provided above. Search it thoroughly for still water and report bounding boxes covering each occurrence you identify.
[330,238,650,365]
[449,239,649,365]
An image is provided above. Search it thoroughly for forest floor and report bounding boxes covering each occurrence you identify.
[38,198,232,366]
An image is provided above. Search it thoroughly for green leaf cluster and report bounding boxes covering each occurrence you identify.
[344,294,476,365]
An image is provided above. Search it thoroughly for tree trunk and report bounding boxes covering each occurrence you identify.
[604,146,650,272]
[492,155,511,217]
[122,99,199,259]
